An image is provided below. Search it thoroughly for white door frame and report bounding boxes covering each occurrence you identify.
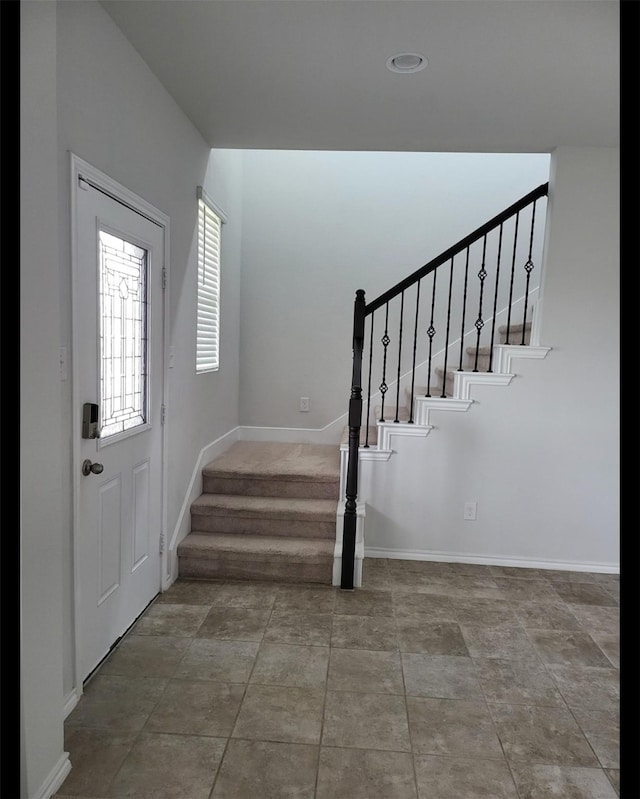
[69,152,171,703]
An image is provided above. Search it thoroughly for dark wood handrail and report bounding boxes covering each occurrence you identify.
[366,183,549,315]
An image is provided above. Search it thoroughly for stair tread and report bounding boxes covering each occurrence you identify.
[203,441,340,482]
[191,493,337,520]
[374,405,411,422]
[179,532,334,559]
[499,321,531,332]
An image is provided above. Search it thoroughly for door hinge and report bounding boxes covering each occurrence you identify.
[162,268,167,290]
[159,532,165,554]
[161,404,167,425]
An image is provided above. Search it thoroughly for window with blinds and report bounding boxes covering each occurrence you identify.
[196,187,225,373]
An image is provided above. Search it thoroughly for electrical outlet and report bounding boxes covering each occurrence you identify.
[464,501,477,520]
[299,397,310,412]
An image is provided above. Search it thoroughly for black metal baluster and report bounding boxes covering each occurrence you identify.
[394,291,405,422]
[408,280,421,423]
[441,256,455,398]
[364,312,374,447]
[488,224,504,372]
[505,211,520,344]
[379,303,390,421]
[458,248,471,371]
[473,236,488,371]
[521,199,538,343]
[425,270,437,397]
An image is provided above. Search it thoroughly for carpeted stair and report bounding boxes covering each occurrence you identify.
[178,441,340,584]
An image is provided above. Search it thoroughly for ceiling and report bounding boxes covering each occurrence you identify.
[100,0,619,153]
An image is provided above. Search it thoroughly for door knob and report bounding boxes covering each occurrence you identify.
[82,459,104,476]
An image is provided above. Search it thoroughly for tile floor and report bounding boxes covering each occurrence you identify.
[56,559,620,799]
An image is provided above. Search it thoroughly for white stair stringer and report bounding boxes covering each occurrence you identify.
[335,343,551,581]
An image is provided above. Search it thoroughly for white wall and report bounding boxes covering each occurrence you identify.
[239,151,550,430]
[21,3,243,795]
[21,6,68,797]
[359,146,619,569]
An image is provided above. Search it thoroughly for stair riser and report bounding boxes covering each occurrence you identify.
[190,513,336,539]
[203,475,339,500]
[178,555,332,584]
[500,331,531,345]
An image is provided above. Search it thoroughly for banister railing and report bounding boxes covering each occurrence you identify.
[340,182,549,589]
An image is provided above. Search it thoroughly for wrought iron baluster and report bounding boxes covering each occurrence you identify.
[408,280,421,423]
[458,248,471,371]
[364,312,374,447]
[473,236,488,371]
[521,199,539,343]
[505,211,520,344]
[425,269,437,397]
[441,256,455,398]
[488,223,504,372]
[394,291,405,422]
[379,303,390,421]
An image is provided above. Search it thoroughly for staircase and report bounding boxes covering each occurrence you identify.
[177,441,340,584]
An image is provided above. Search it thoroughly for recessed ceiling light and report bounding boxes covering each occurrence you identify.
[386,53,428,74]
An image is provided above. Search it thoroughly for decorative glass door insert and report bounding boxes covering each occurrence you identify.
[98,229,149,439]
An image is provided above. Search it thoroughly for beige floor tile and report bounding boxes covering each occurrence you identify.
[605,768,620,796]
[65,676,167,732]
[551,581,618,606]
[232,684,325,744]
[473,657,564,706]
[528,629,613,668]
[331,614,398,651]
[570,604,619,635]
[210,581,279,608]
[60,729,137,797]
[273,584,337,613]
[328,648,404,694]
[323,691,411,752]
[211,739,318,798]
[489,566,549,580]
[510,764,618,798]
[407,696,503,758]
[493,578,562,602]
[334,588,394,617]
[250,642,329,688]
[154,579,225,605]
[590,632,620,668]
[459,625,538,660]
[396,620,469,656]
[392,593,456,621]
[196,606,271,641]
[317,747,417,798]
[511,600,582,630]
[131,603,210,637]
[488,703,599,766]
[263,609,333,646]
[413,754,519,798]
[570,706,619,768]
[144,679,245,737]
[450,597,520,627]
[175,639,259,682]
[547,665,619,710]
[99,635,190,678]
[108,732,225,799]
[401,654,481,700]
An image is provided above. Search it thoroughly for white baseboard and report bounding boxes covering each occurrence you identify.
[166,427,240,588]
[364,547,619,574]
[63,688,81,719]
[32,752,71,799]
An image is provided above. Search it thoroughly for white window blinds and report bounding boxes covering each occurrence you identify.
[196,187,226,373]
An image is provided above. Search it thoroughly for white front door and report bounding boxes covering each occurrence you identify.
[75,171,165,682]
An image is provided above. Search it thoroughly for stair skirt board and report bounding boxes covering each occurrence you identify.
[364,548,619,574]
